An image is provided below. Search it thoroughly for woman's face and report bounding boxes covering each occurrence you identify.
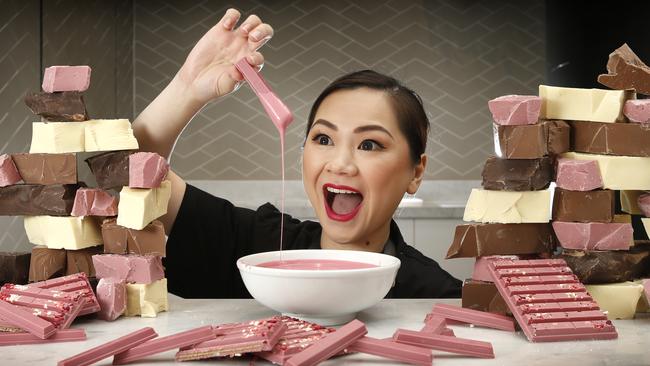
[302,88,426,251]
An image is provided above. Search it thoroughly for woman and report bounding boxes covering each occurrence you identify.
[133,9,461,299]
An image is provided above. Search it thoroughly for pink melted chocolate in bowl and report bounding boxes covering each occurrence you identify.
[237,250,400,325]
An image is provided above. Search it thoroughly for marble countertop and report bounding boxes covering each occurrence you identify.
[8,295,650,365]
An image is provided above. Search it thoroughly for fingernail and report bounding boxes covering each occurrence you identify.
[250,30,261,41]
[241,24,251,33]
[223,17,233,28]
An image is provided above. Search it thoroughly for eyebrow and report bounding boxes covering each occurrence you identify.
[312,119,394,139]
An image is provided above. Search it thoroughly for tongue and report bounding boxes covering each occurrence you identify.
[331,193,362,215]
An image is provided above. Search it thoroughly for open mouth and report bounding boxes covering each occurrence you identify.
[323,183,364,222]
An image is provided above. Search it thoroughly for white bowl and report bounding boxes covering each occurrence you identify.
[237,249,400,325]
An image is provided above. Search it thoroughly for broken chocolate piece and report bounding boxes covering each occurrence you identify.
[488,95,541,125]
[598,43,650,95]
[569,120,650,157]
[29,246,67,282]
[0,154,21,187]
[24,91,88,121]
[446,223,555,258]
[85,151,131,190]
[66,245,103,277]
[11,153,77,185]
[102,218,166,257]
[557,247,650,284]
[462,279,511,316]
[0,184,80,216]
[481,156,553,191]
[0,252,31,285]
[624,99,650,123]
[495,120,569,159]
[552,188,615,223]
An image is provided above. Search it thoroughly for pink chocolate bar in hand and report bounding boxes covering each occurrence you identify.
[428,303,515,332]
[285,319,367,366]
[393,329,494,359]
[0,298,56,339]
[42,65,91,93]
[71,188,118,216]
[128,152,169,188]
[347,336,433,366]
[487,258,617,342]
[175,317,287,361]
[57,327,157,366]
[0,328,86,346]
[235,58,293,133]
[0,154,21,187]
[113,325,214,364]
[29,272,100,316]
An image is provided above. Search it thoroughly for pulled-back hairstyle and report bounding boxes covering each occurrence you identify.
[306,70,430,164]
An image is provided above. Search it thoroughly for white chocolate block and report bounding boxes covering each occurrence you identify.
[586,282,644,320]
[463,188,551,224]
[539,85,633,123]
[117,180,171,230]
[84,119,139,152]
[125,278,168,317]
[29,122,85,153]
[560,152,650,190]
[641,218,650,239]
[620,191,644,215]
[24,215,102,250]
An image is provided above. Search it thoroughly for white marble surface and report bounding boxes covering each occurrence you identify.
[7,295,650,365]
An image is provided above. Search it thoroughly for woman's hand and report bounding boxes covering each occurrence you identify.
[176,8,273,105]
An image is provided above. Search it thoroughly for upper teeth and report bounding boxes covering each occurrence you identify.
[327,187,357,194]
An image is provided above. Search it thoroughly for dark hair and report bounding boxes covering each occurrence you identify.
[306,70,430,164]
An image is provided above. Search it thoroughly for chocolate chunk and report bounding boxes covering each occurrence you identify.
[29,246,66,282]
[481,156,553,191]
[557,247,650,284]
[11,153,77,184]
[0,184,81,216]
[461,279,510,316]
[569,120,650,157]
[495,120,570,159]
[24,91,89,121]
[446,223,556,259]
[102,218,166,257]
[66,245,103,277]
[598,43,650,95]
[85,151,131,190]
[0,252,31,285]
[552,188,615,223]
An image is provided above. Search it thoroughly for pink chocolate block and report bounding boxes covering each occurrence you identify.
[71,188,118,216]
[488,95,541,125]
[555,158,603,191]
[0,154,21,187]
[472,255,520,282]
[96,278,126,321]
[128,152,169,188]
[0,328,86,346]
[552,221,633,250]
[347,336,433,366]
[642,279,650,305]
[393,329,494,359]
[637,193,650,217]
[92,254,164,284]
[623,99,650,123]
[42,66,91,93]
[285,319,367,366]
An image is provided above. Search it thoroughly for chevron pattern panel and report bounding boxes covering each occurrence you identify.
[134,0,545,180]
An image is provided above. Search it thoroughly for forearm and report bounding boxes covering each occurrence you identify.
[132,75,205,159]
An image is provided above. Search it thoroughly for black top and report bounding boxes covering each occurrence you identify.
[164,184,462,299]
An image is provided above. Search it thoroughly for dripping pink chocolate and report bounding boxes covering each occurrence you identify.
[256,259,378,270]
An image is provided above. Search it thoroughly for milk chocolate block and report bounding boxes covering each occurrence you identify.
[461,280,510,316]
[481,156,552,191]
[125,278,168,317]
[24,91,88,121]
[0,184,79,216]
[66,245,102,277]
[446,223,555,258]
[42,65,91,93]
[71,188,118,216]
[569,120,650,157]
[624,100,650,123]
[552,222,633,251]
[561,152,650,190]
[463,188,551,223]
[495,120,569,159]
[555,158,603,191]
[85,151,131,190]
[0,252,31,285]
[598,43,650,95]
[487,95,541,125]
[29,246,66,282]
[539,85,632,123]
[11,153,77,185]
[30,121,85,153]
[24,215,102,250]
[552,188,615,223]
[84,119,139,152]
[129,152,169,188]
[117,180,171,230]
[558,248,650,284]
[101,218,166,257]
[92,254,164,284]
[586,282,645,320]
[621,190,644,215]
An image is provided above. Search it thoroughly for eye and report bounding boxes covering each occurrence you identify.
[312,134,333,146]
[358,139,384,151]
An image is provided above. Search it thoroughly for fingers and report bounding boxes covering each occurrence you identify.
[237,14,262,36]
[219,8,241,30]
[246,52,265,70]
[249,23,274,50]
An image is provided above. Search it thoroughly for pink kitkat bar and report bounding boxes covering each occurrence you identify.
[0,328,86,346]
[347,336,432,366]
[0,298,56,339]
[428,303,515,332]
[175,317,287,361]
[285,319,367,366]
[57,327,158,366]
[487,258,617,342]
[0,291,86,329]
[113,325,214,364]
[393,329,494,359]
[42,65,91,93]
[29,273,100,315]
[235,58,293,133]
